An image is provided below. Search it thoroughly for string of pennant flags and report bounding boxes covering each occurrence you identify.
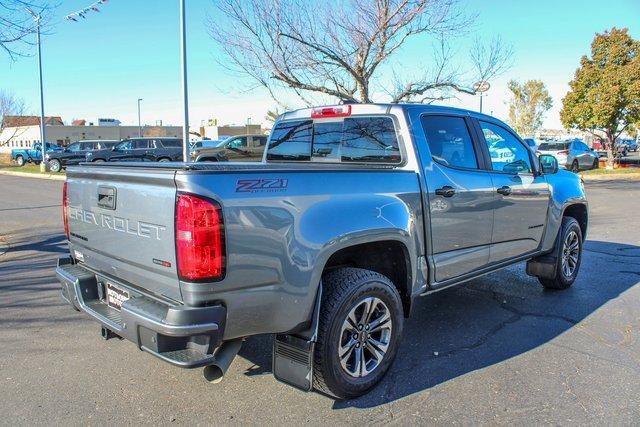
[64,0,109,22]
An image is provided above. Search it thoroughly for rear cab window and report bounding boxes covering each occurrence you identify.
[267,116,401,164]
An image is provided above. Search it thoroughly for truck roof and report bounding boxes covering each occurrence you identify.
[279,102,498,123]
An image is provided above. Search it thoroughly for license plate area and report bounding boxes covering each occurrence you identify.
[105,282,130,311]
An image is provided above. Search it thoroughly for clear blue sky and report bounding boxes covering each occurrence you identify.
[1,0,638,129]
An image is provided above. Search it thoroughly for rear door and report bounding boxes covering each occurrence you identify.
[419,114,495,282]
[66,166,181,299]
[130,139,152,161]
[475,120,550,263]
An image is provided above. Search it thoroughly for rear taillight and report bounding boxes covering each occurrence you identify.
[557,150,568,155]
[175,193,225,281]
[62,181,69,240]
[311,104,351,119]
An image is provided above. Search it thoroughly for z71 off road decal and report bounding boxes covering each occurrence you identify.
[236,178,288,193]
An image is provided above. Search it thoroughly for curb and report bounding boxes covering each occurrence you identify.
[0,170,66,181]
[579,173,640,181]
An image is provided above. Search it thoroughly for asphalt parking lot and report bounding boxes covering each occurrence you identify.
[1,175,639,425]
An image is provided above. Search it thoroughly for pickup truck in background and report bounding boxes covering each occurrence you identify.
[56,104,588,399]
[11,142,62,166]
[191,134,268,162]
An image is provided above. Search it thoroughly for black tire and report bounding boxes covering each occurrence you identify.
[539,217,583,290]
[92,159,105,163]
[158,158,171,162]
[15,155,25,167]
[313,267,404,399]
[48,159,61,173]
[570,160,579,173]
[592,158,598,170]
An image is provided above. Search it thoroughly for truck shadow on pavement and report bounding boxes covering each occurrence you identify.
[236,240,640,408]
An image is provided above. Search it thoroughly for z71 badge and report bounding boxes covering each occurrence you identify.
[236,178,288,193]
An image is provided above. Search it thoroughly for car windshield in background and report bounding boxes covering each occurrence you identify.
[267,116,401,164]
[539,142,569,150]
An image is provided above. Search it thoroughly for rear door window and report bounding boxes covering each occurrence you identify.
[420,116,478,169]
[161,139,181,148]
[267,117,400,163]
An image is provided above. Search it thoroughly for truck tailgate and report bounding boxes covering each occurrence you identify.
[66,166,181,301]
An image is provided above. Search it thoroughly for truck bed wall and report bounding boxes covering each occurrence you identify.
[175,167,424,339]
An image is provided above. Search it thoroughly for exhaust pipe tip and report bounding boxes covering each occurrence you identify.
[203,364,225,384]
[202,338,243,384]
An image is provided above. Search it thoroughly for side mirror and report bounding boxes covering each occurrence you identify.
[539,154,558,174]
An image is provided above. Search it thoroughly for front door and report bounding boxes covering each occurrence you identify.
[476,120,551,263]
[419,114,495,282]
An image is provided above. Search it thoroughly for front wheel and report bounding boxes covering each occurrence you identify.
[92,159,105,163]
[592,158,599,170]
[539,217,583,290]
[48,159,61,173]
[313,268,404,399]
[15,155,25,167]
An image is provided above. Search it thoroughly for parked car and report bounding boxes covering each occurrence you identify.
[11,142,62,166]
[191,134,268,162]
[617,139,637,153]
[57,103,588,399]
[85,137,184,163]
[46,140,118,172]
[537,140,599,172]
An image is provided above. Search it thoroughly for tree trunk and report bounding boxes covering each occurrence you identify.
[605,132,615,170]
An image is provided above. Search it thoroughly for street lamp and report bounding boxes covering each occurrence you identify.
[179,0,189,161]
[26,8,47,173]
[137,98,143,137]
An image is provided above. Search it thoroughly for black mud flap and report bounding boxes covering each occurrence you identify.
[272,334,314,392]
[526,254,557,280]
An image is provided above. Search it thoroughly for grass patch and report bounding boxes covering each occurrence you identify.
[0,164,65,175]
[579,167,640,176]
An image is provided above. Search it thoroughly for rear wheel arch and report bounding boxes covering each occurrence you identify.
[321,240,413,317]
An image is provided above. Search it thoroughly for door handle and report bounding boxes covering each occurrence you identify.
[435,186,456,197]
[497,185,512,196]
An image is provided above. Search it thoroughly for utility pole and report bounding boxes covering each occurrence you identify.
[179,0,189,161]
[27,8,47,173]
[137,98,143,137]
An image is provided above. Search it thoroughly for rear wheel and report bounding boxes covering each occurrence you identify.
[313,268,404,399]
[48,159,61,173]
[539,217,582,290]
[570,160,579,173]
[158,158,171,162]
[92,159,105,163]
[15,155,25,166]
[592,158,598,170]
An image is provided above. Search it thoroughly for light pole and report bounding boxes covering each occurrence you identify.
[179,0,189,161]
[137,98,143,137]
[26,8,47,173]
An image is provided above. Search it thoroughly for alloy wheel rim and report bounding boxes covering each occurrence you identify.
[561,230,579,278]
[338,296,392,378]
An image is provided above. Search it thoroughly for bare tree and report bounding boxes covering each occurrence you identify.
[0,90,28,146]
[209,0,512,106]
[0,0,53,59]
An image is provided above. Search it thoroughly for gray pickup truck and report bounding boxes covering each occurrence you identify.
[56,103,588,399]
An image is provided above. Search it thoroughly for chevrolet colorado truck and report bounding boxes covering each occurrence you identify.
[56,104,588,399]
